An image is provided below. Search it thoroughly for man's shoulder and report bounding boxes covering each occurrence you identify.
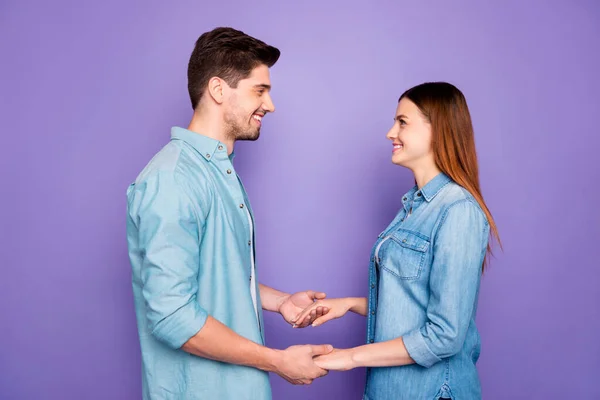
[133,141,185,184]
[127,142,216,217]
[133,140,212,185]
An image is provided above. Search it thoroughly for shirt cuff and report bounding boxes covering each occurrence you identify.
[403,329,442,368]
[152,302,209,349]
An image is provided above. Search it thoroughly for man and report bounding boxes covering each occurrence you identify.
[126,27,331,399]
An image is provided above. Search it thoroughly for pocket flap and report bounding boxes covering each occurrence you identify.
[390,230,429,253]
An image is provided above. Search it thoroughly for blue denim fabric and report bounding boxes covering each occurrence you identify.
[365,173,490,400]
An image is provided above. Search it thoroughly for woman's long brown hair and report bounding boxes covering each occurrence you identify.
[400,82,501,271]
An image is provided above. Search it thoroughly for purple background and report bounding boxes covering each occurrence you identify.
[1,1,599,399]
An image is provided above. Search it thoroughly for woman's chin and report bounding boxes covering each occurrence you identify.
[391,154,407,167]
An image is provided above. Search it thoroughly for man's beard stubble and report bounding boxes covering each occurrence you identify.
[224,111,260,142]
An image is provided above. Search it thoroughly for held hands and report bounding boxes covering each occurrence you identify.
[275,292,361,382]
[278,290,329,328]
[291,297,357,328]
[274,344,333,385]
[275,345,356,384]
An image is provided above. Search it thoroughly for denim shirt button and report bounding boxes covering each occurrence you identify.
[371,283,375,288]
[371,311,375,315]
[369,339,374,343]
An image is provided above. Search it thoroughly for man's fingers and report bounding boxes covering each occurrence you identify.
[310,344,333,356]
[295,312,313,328]
[315,306,324,319]
[293,304,319,326]
[306,290,327,300]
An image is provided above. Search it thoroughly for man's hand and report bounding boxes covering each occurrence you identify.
[277,290,328,327]
[273,344,333,385]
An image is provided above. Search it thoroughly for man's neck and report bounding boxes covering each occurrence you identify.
[187,111,235,155]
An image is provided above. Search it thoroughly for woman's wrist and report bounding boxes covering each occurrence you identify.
[348,297,368,316]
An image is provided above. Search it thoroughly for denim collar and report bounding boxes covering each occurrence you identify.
[419,172,452,202]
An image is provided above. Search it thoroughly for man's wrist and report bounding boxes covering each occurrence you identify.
[258,347,283,373]
[275,293,290,313]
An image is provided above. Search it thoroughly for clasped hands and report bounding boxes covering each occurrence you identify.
[274,290,359,385]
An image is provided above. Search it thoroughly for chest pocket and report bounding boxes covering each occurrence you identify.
[381,230,430,280]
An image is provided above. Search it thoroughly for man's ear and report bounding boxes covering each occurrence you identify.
[207,77,225,104]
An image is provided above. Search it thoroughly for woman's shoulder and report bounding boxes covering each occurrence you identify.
[437,182,487,222]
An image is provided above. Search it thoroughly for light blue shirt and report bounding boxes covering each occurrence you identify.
[365,173,490,400]
[126,127,270,399]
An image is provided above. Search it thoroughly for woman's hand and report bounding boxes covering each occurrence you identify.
[313,348,356,371]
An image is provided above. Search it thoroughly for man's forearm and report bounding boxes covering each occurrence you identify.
[181,315,281,372]
[258,283,290,313]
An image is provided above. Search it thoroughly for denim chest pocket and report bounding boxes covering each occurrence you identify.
[380,230,430,280]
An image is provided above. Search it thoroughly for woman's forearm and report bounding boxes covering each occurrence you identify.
[348,297,368,316]
[351,337,415,368]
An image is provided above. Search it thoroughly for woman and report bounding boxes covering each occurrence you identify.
[292,82,500,399]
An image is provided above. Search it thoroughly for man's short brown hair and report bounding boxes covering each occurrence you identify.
[187,27,280,110]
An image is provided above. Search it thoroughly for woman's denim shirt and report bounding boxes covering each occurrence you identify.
[364,173,490,400]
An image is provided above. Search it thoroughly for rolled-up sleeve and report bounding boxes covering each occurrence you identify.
[131,173,208,349]
[403,200,488,368]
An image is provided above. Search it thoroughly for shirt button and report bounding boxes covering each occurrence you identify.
[369,339,374,343]
[227,169,232,174]
[248,240,252,245]
[371,311,376,315]
[218,145,224,150]
[371,284,375,288]
[239,204,245,209]
[417,192,422,197]
[206,154,211,159]
[403,197,407,201]
[402,239,407,243]
[401,218,404,222]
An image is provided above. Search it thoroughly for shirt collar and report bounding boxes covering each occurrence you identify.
[419,172,452,202]
[170,126,228,162]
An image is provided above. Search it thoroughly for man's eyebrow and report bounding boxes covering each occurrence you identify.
[254,84,271,90]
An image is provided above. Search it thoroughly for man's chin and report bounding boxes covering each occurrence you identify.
[236,131,260,141]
